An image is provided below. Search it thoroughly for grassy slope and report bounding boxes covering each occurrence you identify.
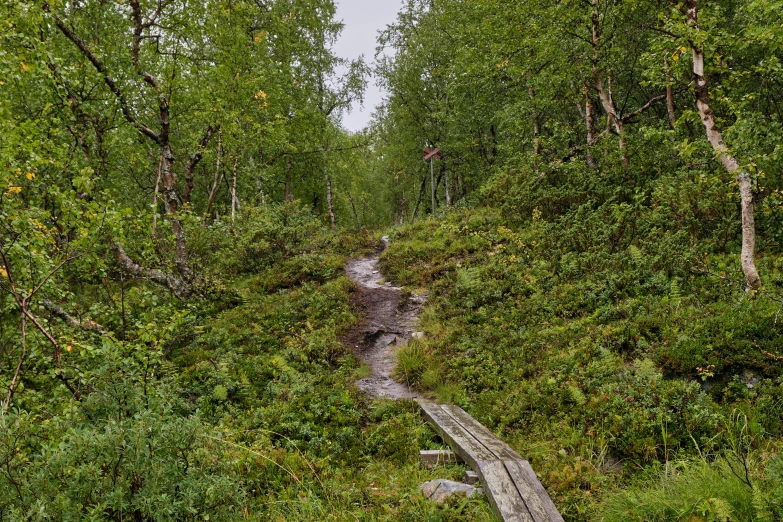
[8,200,783,520]
[170,206,499,521]
[380,208,783,520]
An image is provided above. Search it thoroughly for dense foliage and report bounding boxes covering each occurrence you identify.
[3,0,783,520]
[369,0,783,519]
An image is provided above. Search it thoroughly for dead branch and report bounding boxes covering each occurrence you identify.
[41,299,110,337]
[113,243,191,298]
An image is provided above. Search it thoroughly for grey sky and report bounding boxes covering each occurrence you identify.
[333,0,404,132]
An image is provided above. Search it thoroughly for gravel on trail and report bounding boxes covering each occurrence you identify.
[343,239,426,400]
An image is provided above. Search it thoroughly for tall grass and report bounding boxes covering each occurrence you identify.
[596,459,763,521]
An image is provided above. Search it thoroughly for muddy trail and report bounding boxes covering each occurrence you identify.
[344,239,426,400]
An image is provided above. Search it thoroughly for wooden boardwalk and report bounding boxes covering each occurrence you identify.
[419,401,564,522]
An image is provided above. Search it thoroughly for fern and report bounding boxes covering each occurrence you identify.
[700,497,734,521]
[628,244,644,264]
[752,486,774,522]
[670,278,682,302]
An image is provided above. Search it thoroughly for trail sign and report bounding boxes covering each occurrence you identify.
[423,147,442,161]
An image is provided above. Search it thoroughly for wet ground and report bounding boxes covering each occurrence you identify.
[343,239,426,400]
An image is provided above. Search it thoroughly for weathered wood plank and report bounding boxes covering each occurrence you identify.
[464,469,479,485]
[506,460,565,522]
[503,460,552,522]
[418,401,496,465]
[475,459,535,522]
[441,404,523,460]
[419,402,534,522]
[421,402,564,521]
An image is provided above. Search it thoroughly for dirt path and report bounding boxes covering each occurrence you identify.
[344,238,425,400]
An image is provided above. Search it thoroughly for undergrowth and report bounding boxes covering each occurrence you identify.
[0,204,497,521]
[380,195,783,519]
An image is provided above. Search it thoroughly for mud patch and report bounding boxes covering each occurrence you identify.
[344,241,425,400]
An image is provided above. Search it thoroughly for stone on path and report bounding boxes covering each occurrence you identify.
[420,479,483,503]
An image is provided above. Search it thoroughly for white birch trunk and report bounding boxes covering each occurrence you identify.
[688,0,761,290]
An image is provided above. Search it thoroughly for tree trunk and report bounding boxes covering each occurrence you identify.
[3,315,26,414]
[347,190,361,228]
[204,130,223,222]
[323,142,336,228]
[159,141,192,280]
[530,87,541,170]
[444,157,452,206]
[231,154,239,224]
[114,244,191,298]
[412,175,427,222]
[594,73,629,168]
[182,125,216,205]
[325,173,336,228]
[152,155,162,234]
[687,0,761,290]
[585,87,597,169]
[591,0,630,168]
[665,59,677,128]
[284,155,293,202]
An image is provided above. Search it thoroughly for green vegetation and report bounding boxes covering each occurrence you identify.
[3,0,783,520]
[381,208,783,519]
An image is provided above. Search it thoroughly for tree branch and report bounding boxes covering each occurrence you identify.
[43,2,161,143]
[113,243,191,298]
[41,299,110,337]
[183,125,218,204]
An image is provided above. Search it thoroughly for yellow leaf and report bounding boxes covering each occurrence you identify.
[0,267,7,278]
[5,186,21,195]
[26,172,35,180]
[20,61,29,73]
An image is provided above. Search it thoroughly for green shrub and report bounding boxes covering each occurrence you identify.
[393,340,430,387]
[597,459,762,522]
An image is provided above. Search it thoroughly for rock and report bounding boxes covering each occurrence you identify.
[381,235,390,243]
[412,332,425,339]
[420,479,482,503]
[742,369,760,389]
[599,456,623,474]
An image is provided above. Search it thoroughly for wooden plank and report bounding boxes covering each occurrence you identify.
[418,401,496,465]
[419,402,534,522]
[475,459,535,522]
[464,469,479,485]
[441,404,523,460]
[435,404,564,522]
[506,460,565,522]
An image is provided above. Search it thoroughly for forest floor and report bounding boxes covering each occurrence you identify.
[344,239,425,400]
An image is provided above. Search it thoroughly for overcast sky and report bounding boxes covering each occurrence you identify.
[333,0,404,133]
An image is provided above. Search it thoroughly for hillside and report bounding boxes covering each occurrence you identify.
[2,0,783,520]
